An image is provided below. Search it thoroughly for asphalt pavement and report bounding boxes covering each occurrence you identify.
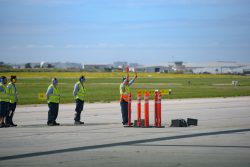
[0,97,250,167]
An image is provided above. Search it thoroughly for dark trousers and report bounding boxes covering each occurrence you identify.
[48,102,59,124]
[75,99,84,122]
[6,102,16,124]
[120,100,128,124]
[0,102,9,121]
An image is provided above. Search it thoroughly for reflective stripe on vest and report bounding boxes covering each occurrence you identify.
[47,84,60,103]
[8,82,16,103]
[120,84,130,102]
[0,83,9,102]
[75,81,86,101]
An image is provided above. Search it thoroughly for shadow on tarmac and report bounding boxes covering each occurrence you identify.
[1,128,250,161]
[17,123,121,128]
[133,144,250,149]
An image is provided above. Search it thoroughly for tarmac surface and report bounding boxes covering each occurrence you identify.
[0,97,250,167]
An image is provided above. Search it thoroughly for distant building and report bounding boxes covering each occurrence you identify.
[129,63,139,68]
[192,64,250,74]
[193,67,219,74]
[243,68,250,75]
[233,66,250,74]
[52,62,81,69]
[172,61,186,71]
[83,64,112,71]
[138,66,170,73]
[113,61,128,69]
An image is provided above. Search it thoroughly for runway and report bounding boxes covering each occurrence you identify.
[0,97,250,167]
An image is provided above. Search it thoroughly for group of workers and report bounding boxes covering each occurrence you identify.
[45,75,87,126]
[0,75,18,128]
[0,70,137,128]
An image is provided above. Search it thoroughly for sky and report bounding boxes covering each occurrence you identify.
[0,0,250,65]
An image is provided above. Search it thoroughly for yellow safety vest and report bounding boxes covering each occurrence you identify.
[47,84,60,103]
[120,84,131,102]
[75,81,86,101]
[0,83,9,102]
[8,82,17,103]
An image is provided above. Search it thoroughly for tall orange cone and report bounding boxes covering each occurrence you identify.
[144,91,149,127]
[137,92,141,127]
[128,93,132,127]
[157,92,162,127]
[154,90,158,126]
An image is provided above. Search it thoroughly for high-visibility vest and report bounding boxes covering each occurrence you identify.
[0,83,9,102]
[47,84,60,103]
[75,81,86,101]
[8,82,17,103]
[120,84,131,102]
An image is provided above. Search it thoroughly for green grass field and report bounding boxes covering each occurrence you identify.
[1,72,250,105]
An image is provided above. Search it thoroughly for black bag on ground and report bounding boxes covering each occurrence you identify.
[187,118,198,126]
[171,119,188,127]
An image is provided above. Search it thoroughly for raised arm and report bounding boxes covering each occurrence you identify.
[128,70,137,86]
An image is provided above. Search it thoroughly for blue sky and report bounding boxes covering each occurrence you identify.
[0,0,250,64]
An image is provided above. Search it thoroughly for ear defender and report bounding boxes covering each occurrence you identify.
[80,76,85,82]
[0,76,6,83]
[53,78,57,84]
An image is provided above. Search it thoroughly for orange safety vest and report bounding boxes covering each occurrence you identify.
[120,84,131,102]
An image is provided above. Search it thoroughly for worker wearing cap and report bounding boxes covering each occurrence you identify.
[0,76,10,128]
[73,76,86,125]
[46,78,60,126]
[120,69,137,125]
[6,75,18,127]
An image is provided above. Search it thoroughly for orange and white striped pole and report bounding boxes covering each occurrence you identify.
[154,90,158,126]
[157,92,162,127]
[128,93,132,127]
[144,91,149,127]
[137,92,141,127]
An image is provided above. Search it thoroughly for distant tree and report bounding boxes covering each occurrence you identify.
[47,64,54,68]
[25,63,32,68]
[0,62,12,69]
[104,68,112,72]
[34,64,40,68]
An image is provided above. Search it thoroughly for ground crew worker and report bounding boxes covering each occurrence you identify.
[73,76,86,125]
[6,75,18,126]
[120,69,137,125]
[46,78,60,126]
[0,76,10,128]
